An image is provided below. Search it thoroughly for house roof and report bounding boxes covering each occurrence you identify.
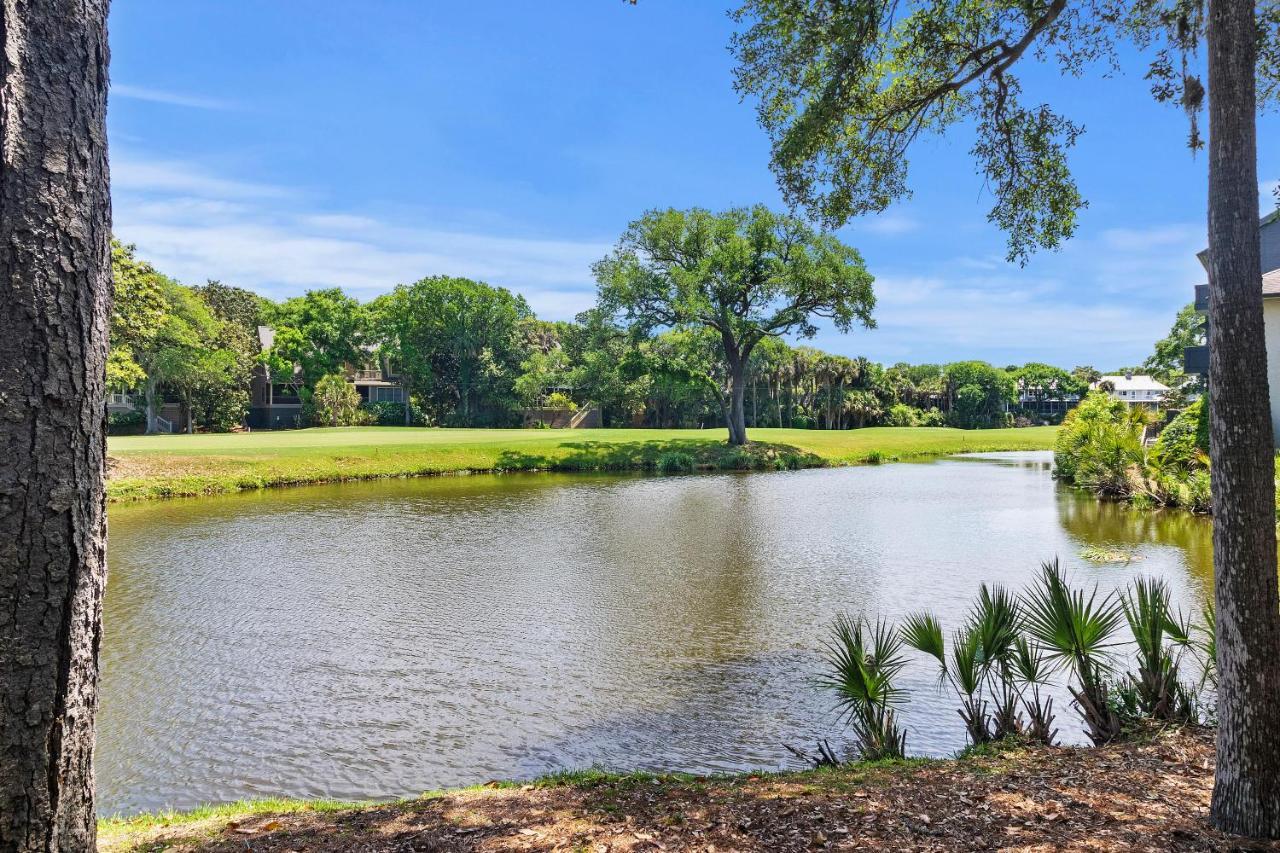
[1094,374,1170,393]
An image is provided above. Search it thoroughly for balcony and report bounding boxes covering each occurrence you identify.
[351,369,383,381]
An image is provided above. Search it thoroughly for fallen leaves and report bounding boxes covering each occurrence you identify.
[102,728,1279,852]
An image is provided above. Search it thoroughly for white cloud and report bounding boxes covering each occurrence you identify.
[111,155,609,313]
[806,221,1207,367]
[112,84,235,111]
[858,210,919,236]
[113,158,291,199]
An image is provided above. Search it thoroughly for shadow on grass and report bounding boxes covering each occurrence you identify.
[494,439,825,474]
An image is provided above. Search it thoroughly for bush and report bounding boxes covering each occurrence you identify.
[1152,399,1205,469]
[886,403,918,427]
[1054,391,1134,485]
[917,407,945,427]
[107,409,145,435]
[311,374,363,427]
[544,391,578,411]
[656,451,695,473]
[360,399,425,426]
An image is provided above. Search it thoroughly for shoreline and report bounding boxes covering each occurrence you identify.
[99,727,1237,852]
[105,425,1059,502]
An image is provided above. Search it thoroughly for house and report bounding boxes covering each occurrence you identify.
[1015,383,1081,419]
[248,326,405,429]
[1091,372,1168,409]
[1184,210,1280,442]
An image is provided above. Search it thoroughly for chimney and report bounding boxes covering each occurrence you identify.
[1125,370,1134,380]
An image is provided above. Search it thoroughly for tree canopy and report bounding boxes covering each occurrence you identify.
[593,205,875,443]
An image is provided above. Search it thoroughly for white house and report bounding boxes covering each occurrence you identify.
[1091,372,1169,409]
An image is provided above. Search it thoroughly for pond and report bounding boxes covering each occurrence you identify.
[97,451,1214,816]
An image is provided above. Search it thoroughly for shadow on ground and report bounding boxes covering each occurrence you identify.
[494,439,825,475]
[103,728,1260,852]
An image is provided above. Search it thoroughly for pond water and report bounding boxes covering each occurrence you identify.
[97,452,1214,816]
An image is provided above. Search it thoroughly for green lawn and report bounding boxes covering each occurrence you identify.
[106,425,1059,501]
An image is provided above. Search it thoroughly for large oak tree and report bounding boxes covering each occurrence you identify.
[731,0,1280,836]
[593,205,875,445]
[0,1,112,850]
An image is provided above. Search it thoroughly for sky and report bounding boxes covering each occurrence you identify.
[107,1,1280,369]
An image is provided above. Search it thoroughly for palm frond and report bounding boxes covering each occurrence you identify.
[901,611,946,667]
[1021,558,1123,681]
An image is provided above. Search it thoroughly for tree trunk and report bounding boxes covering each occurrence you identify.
[144,376,158,434]
[0,2,111,851]
[726,360,748,445]
[1207,0,1280,837]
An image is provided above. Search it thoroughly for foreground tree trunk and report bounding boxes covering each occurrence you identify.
[0,2,112,851]
[1206,0,1280,837]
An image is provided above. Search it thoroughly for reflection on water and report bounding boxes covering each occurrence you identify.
[98,452,1214,815]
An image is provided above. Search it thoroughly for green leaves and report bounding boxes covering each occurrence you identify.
[731,0,1091,263]
[1022,558,1124,683]
[818,614,909,760]
[594,205,875,347]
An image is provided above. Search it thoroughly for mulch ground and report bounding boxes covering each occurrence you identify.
[105,727,1280,852]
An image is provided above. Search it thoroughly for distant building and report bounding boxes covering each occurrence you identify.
[1091,372,1168,410]
[1015,383,1081,419]
[1185,211,1280,443]
[248,326,405,429]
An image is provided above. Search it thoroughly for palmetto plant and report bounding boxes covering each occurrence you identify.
[1120,577,1196,723]
[970,585,1022,739]
[1011,636,1058,744]
[903,585,1036,746]
[818,614,908,761]
[1021,559,1124,744]
[903,611,990,745]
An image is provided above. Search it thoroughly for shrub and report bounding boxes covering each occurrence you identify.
[917,407,946,427]
[885,403,919,427]
[656,451,695,473]
[107,409,145,435]
[1117,577,1197,725]
[544,391,578,411]
[1022,559,1123,745]
[1054,391,1144,497]
[819,615,908,761]
[311,374,363,427]
[864,449,885,465]
[1152,399,1205,469]
[360,399,425,426]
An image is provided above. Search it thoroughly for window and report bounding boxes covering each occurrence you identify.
[372,386,405,404]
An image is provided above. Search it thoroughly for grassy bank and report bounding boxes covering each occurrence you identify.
[106,425,1059,501]
[99,728,1233,852]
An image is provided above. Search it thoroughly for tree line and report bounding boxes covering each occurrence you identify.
[109,236,1106,436]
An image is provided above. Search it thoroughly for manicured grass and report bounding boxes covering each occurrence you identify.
[106,425,1059,501]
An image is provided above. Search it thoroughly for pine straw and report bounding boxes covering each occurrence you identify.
[102,727,1280,852]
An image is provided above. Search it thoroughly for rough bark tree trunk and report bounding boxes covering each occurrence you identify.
[0,2,112,851]
[1207,0,1280,837]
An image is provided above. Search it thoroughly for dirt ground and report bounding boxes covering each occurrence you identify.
[103,727,1280,852]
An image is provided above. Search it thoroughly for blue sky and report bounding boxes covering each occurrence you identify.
[108,1,1280,369]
